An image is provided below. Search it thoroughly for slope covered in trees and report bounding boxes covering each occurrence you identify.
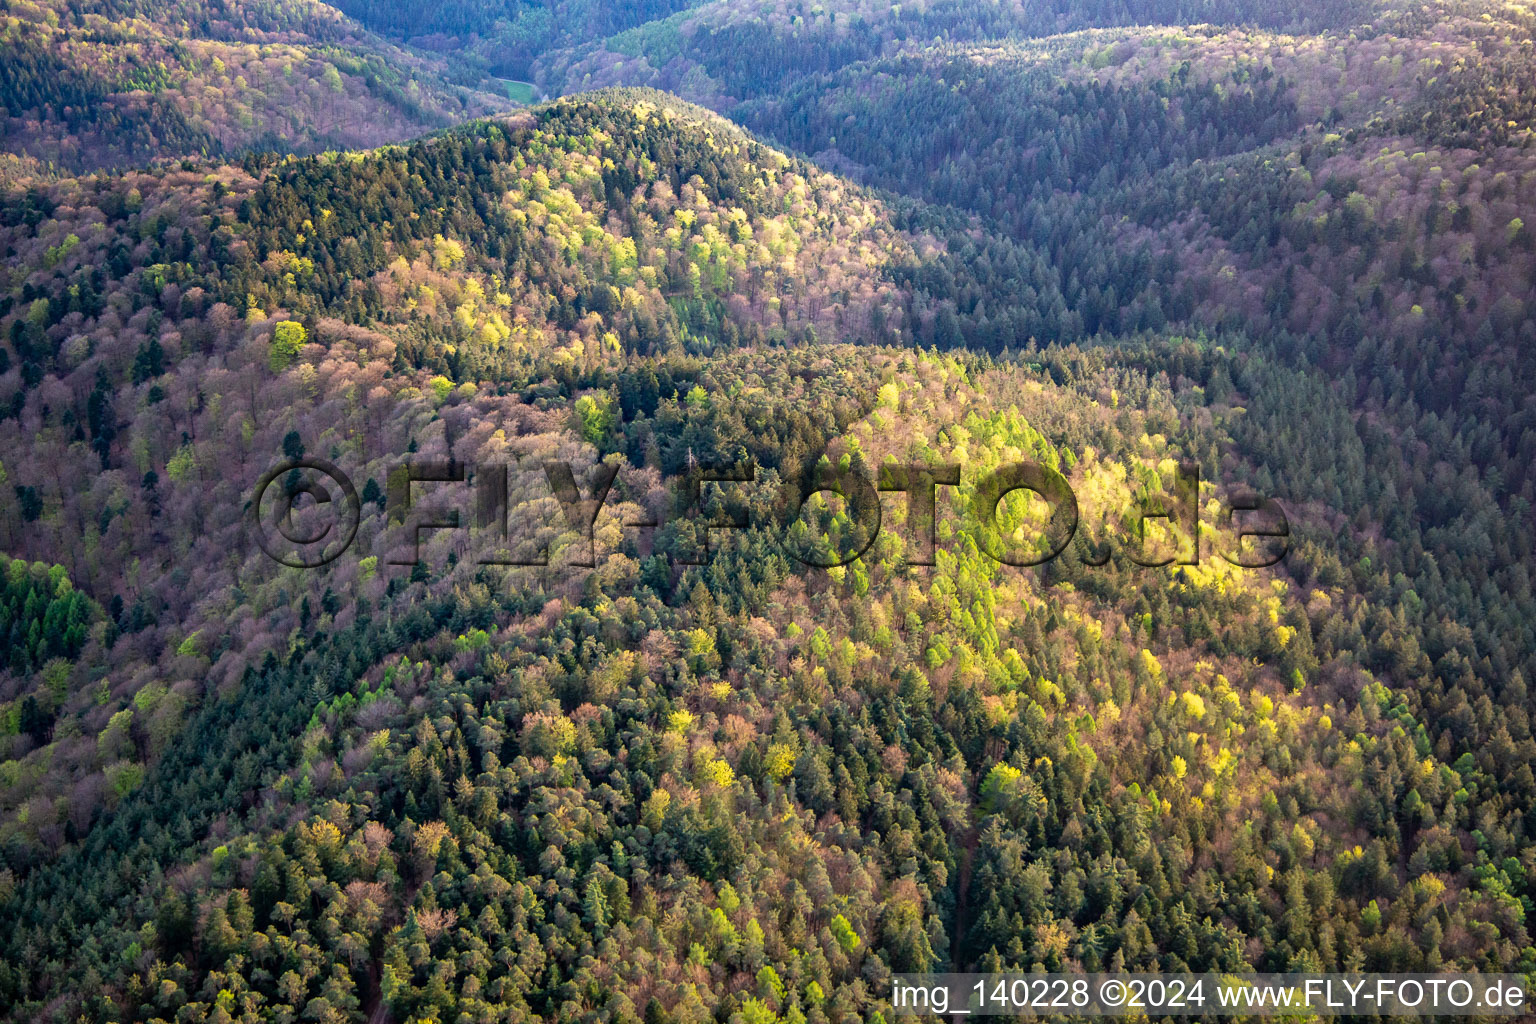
[730,12,1536,473]
[517,0,1536,537]
[0,0,510,172]
[0,71,1535,1022]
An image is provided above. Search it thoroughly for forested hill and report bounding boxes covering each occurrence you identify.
[532,0,1536,532]
[1,79,1535,1024]
[0,0,510,172]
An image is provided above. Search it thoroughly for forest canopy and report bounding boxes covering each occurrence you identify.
[1,0,1535,1021]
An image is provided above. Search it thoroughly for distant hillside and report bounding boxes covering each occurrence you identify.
[530,0,1372,105]
[0,0,510,172]
[327,0,708,79]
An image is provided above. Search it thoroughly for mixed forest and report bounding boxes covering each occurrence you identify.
[1,0,1536,1022]
[0,0,511,172]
